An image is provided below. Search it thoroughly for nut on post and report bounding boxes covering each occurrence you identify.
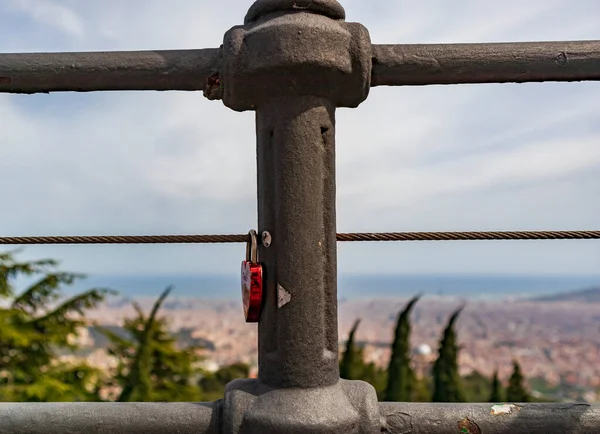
[261,231,271,247]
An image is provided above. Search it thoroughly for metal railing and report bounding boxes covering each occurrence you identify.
[1,0,599,433]
[0,401,598,434]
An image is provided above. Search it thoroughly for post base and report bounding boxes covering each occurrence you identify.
[222,378,380,434]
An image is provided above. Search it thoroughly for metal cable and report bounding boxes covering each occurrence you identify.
[0,234,248,245]
[0,231,599,245]
[336,231,600,242]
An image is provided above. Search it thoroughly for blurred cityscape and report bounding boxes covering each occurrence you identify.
[74,291,600,402]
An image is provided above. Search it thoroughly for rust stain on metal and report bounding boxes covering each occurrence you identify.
[0,77,11,85]
[204,73,222,100]
[457,417,481,434]
[491,404,522,416]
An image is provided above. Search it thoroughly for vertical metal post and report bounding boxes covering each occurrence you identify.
[255,96,339,388]
[217,1,380,432]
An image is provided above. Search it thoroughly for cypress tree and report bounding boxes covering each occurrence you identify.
[359,361,387,400]
[463,370,493,402]
[339,318,387,399]
[411,377,432,402]
[490,369,503,402]
[384,295,420,402]
[506,360,529,402]
[432,306,466,402]
[340,319,361,380]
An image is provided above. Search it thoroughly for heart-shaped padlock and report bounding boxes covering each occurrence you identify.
[241,230,264,323]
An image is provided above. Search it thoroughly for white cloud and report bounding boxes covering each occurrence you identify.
[7,0,85,37]
[353,134,600,205]
[0,1,599,276]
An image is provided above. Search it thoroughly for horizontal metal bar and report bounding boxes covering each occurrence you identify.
[1,40,599,94]
[0,402,220,434]
[0,48,221,94]
[379,402,600,434]
[371,40,600,86]
[0,402,597,433]
[0,231,598,245]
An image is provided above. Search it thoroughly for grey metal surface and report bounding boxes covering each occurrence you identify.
[0,402,220,434]
[245,0,347,23]
[220,0,371,391]
[254,96,341,388]
[0,401,598,433]
[0,48,221,94]
[220,1,380,432]
[3,40,599,95]
[379,402,600,434]
[220,7,371,111]
[223,379,380,434]
[372,40,600,86]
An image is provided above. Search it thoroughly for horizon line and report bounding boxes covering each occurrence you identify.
[78,271,600,278]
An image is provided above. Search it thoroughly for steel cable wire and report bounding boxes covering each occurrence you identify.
[0,231,599,245]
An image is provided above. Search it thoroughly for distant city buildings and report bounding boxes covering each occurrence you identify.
[77,297,600,402]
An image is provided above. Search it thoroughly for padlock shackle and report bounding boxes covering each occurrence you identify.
[246,230,259,263]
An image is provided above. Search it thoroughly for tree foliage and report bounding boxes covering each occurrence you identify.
[507,360,529,402]
[385,295,420,402]
[0,250,114,402]
[411,377,432,402]
[339,319,387,399]
[0,251,549,404]
[199,362,251,401]
[490,369,503,402]
[432,306,466,402]
[98,286,205,402]
[459,370,491,402]
[340,319,362,380]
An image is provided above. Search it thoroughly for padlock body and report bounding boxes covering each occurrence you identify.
[241,260,264,322]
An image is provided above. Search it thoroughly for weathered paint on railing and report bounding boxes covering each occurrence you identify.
[379,402,600,434]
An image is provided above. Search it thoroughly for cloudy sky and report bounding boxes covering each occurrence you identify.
[0,0,599,277]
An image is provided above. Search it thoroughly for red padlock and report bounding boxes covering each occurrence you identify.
[241,230,264,323]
